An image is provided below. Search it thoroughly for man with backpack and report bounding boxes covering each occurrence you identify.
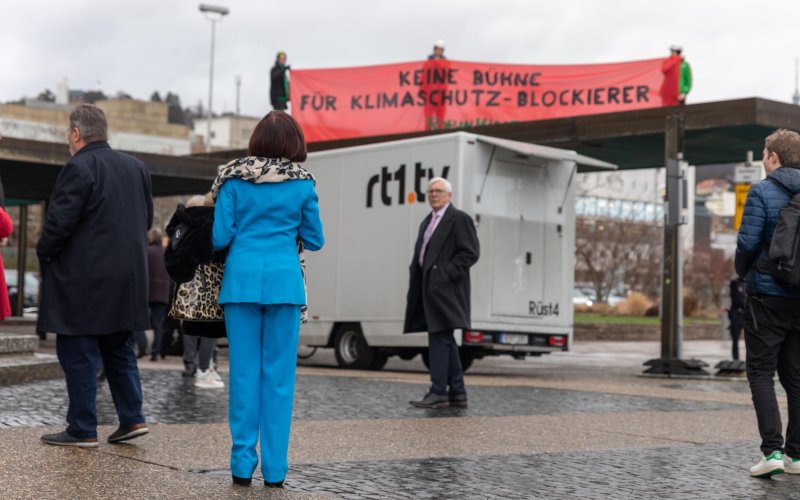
[735,129,800,478]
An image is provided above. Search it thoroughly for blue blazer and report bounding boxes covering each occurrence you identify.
[212,178,324,305]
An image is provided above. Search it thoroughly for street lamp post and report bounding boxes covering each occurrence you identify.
[199,3,229,153]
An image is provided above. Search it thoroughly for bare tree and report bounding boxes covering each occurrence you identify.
[685,243,733,310]
[575,218,662,302]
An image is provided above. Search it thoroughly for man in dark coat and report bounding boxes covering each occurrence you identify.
[735,129,800,477]
[38,104,153,448]
[270,51,290,111]
[405,177,479,409]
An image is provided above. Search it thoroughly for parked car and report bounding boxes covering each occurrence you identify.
[573,288,595,307]
[606,292,626,307]
[5,270,40,313]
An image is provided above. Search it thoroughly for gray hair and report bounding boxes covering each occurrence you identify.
[427,177,452,193]
[186,195,206,208]
[69,104,108,143]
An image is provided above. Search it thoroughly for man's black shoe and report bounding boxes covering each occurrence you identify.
[449,392,468,408]
[409,392,450,408]
[232,475,252,486]
[41,430,98,448]
[108,423,149,443]
[264,480,284,488]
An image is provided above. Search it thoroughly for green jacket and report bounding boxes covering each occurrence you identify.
[679,60,692,95]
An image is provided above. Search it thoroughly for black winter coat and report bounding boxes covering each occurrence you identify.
[270,64,289,108]
[36,141,153,335]
[404,205,480,334]
[164,205,224,283]
[164,204,226,338]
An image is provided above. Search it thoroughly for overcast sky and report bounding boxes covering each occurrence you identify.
[2,0,798,118]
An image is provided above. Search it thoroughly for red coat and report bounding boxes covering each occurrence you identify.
[659,55,682,106]
[0,209,14,319]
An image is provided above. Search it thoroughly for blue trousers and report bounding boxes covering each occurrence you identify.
[224,303,301,482]
[56,332,145,439]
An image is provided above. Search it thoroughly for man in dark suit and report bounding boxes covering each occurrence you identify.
[38,104,153,447]
[405,177,479,409]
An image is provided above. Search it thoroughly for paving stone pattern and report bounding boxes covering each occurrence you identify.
[0,371,749,428]
[273,442,797,499]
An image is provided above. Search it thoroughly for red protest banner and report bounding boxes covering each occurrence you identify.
[291,58,674,143]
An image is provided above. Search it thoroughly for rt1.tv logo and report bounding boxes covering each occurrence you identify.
[366,163,450,208]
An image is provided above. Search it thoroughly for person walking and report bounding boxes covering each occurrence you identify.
[38,104,152,447]
[728,276,746,361]
[736,129,800,477]
[211,111,323,487]
[270,51,290,111]
[405,177,480,409]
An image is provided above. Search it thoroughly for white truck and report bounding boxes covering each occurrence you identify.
[301,132,614,370]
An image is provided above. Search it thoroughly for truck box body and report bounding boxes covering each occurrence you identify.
[300,132,614,368]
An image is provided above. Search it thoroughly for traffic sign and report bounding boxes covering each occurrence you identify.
[735,165,762,184]
[735,183,751,230]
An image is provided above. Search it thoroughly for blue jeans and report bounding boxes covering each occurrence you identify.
[56,332,145,439]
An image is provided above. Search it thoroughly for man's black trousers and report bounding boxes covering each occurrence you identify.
[744,294,800,457]
[427,330,466,397]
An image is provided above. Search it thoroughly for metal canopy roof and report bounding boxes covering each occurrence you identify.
[2,97,798,201]
[0,137,223,200]
[294,97,800,170]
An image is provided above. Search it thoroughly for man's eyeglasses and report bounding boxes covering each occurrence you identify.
[427,189,447,195]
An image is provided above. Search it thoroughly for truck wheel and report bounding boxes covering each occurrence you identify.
[369,352,389,371]
[333,324,376,370]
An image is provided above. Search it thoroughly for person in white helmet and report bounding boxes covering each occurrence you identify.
[429,39,446,60]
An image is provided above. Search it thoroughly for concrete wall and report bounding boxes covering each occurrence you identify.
[194,115,260,150]
[0,101,190,155]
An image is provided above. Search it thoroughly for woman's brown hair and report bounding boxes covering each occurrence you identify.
[248,111,307,162]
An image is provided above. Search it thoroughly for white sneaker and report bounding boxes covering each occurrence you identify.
[785,454,800,474]
[749,451,784,477]
[210,368,223,383]
[194,369,225,389]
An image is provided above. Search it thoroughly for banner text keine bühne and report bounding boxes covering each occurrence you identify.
[298,67,651,112]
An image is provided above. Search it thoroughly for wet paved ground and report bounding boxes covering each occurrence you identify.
[0,371,749,428]
[275,442,800,499]
[1,340,796,499]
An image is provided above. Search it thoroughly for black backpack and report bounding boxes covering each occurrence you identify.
[764,177,800,287]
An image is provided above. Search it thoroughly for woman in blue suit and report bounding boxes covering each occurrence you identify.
[211,111,324,488]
